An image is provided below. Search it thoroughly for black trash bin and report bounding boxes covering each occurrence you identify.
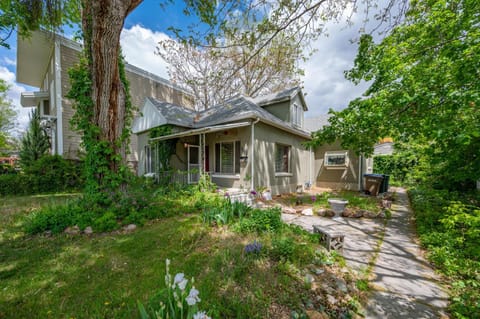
[364,174,384,196]
[380,174,390,193]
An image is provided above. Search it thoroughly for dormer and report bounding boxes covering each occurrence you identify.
[253,87,308,129]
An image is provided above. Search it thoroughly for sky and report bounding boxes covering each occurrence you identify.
[0,1,374,134]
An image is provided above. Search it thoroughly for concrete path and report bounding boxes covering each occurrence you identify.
[281,188,450,318]
[365,188,449,318]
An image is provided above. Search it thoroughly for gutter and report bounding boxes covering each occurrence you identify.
[251,118,260,191]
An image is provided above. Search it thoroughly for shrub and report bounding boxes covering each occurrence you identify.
[237,208,282,233]
[409,187,480,318]
[0,155,83,196]
[270,237,295,261]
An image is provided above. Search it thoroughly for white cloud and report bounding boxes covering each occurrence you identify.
[301,14,372,117]
[0,66,33,135]
[120,25,170,79]
[2,57,16,66]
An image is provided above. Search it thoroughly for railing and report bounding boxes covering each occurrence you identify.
[155,170,189,186]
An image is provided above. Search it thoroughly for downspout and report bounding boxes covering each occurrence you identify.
[358,153,363,191]
[54,40,63,155]
[251,118,260,191]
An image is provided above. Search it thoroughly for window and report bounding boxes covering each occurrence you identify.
[42,100,50,116]
[324,151,349,167]
[215,141,240,174]
[275,144,291,173]
[292,103,303,128]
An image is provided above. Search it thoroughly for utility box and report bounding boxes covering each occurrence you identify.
[364,174,384,196]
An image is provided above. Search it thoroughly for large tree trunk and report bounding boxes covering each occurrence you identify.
[81,0,142,184]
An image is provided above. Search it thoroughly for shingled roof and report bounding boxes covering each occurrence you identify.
[138,87,312,139]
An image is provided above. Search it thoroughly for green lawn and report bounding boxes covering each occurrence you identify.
[0,192,362,318]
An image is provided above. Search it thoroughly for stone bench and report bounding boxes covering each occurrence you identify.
[313,224,345,251]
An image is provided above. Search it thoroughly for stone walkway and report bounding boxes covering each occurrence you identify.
[281,187,450,318]
[365,188,449,318]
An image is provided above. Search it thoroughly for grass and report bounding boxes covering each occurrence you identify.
[1,191,361,318]
[277,190,380,212]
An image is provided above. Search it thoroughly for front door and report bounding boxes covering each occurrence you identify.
[188,145,200,183]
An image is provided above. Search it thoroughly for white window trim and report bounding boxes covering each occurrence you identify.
[214,140,240,175]
[324,151,349,169]
[291,103,303,128]
[275,143,292,174]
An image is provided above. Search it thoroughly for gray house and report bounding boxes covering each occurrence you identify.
[133,87,312,194]
[133,88,369,194]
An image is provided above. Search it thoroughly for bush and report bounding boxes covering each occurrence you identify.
[270,237,295,261]
[0,155,83,195]
[237,208,282,233]
[373,153,417,185]
[409,187,480,318]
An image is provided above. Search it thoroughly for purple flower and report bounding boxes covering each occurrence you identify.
[245,240,262,254]
[224,192,230,197]
[250,190,257,196]
[311,196,317,202]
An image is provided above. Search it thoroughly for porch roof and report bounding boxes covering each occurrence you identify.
[20,91,49,107]
[150,121,252,142]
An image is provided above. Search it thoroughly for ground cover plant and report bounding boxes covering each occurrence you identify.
[409,187,480,318]
[0,187,365,318]
[275,190,380,213]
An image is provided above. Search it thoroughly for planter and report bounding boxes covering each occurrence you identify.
[328,198,349,218]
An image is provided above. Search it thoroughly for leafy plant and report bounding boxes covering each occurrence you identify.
[138,259,210,319]
[270,237,295,261]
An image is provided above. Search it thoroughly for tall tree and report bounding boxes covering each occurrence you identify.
[7,0,408,199]
[19,109,50,167]
[311,0,480,189]
[158,33,304,110]
[0,79,16,151]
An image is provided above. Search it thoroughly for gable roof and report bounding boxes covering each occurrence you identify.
[253,86,308,111]
[196,95,311,138]
[134,88,312,139]
[147,98,196,128]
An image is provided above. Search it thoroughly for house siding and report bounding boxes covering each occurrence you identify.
[262,101,290,123]
[60,44,83,159]
[254,122,310,195]
[58,43,194,169]
[207,126,251,189]
[314,140,365,190]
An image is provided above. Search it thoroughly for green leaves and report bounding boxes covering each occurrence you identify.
[313,0,480,189]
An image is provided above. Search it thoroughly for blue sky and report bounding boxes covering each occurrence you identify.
[0,1,372,133]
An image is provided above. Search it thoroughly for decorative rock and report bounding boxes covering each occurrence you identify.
[283,207,297,214]
[352,210,364,218]
[306,310,329,319]
[84,226,93,235]
[317,208,335,217]
[301,208,314,216]
[342,208,354,217]
[124,224,137,232]
[335,278,348,293]
[305,274,315,283]
[362,210,378,218]
[327,294,338,306]
[377,210,387,218]
[64,225,80,235]
[313,268,325,275]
